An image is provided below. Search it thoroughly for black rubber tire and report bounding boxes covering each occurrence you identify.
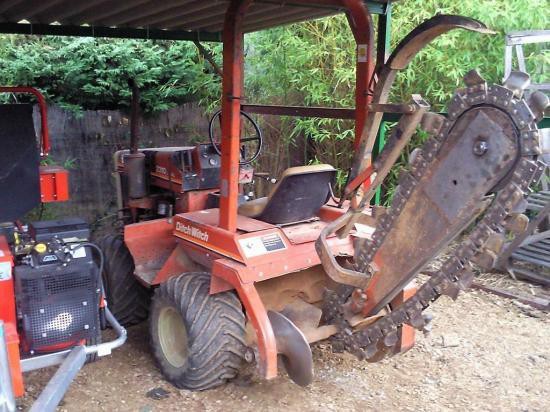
[98,234,150,326]
[149,273,247,390]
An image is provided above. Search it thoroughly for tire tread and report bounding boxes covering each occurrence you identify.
[150,272,246,390]
[98,235,150,326]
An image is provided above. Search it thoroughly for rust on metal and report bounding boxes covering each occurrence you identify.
[319,70,546,361]
[240,102,415,119]
[242,104,355,119]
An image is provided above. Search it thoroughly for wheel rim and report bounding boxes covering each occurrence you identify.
[158,306,189,368]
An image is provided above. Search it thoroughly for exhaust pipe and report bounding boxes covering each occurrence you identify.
[126,78,147,199]
[267,310,313,387]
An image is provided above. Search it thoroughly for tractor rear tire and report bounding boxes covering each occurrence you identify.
[98,234,150,326]
[149,273,247,390]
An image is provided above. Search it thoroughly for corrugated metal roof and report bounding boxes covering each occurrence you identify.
[0,1,388,41]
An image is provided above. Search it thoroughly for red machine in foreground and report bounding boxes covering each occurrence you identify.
[0,0,548,403]
[0,88,126,411]
[97,4,548,392]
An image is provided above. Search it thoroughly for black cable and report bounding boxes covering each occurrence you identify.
[328,182,339,205]
[65,241,104,276]
[67,241,107,329]
[337,168,352,208]
[77,242,104,282]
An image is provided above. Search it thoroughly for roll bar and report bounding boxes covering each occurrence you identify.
[218,0,375,232]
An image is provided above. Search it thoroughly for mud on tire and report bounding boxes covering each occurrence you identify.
[149,272,247,390]
[98,234,150,326]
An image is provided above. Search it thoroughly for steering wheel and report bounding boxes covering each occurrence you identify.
[208,109,263,165]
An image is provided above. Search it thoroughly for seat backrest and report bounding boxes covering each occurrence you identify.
[257,164,336,224]
[0,104,40,222]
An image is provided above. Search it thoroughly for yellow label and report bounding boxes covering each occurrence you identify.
[34,243,47,254]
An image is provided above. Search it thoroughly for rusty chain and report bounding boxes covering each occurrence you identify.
[324,74,546,360]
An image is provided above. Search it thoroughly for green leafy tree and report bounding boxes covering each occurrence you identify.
[390,0,548,106]
[0,36,221,113]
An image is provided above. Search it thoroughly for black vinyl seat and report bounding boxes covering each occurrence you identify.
[238,164,336,225]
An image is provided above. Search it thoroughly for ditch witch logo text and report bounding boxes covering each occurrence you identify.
[175,222,209,242]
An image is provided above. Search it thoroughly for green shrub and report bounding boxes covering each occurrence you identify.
[0,36,221,113]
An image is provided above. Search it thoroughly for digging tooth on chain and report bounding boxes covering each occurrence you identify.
[390,307,408,324]
[326,71,547,360]
[502,213,529,234]
[437,278,460,300]
[383,331,399,348]
[364,343,380,359]
[408,312,426,330]
[354,347,366,361]
[456,269,475,291]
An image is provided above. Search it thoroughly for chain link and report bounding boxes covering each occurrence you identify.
[325,79,545,360]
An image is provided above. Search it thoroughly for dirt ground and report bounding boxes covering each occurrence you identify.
[20,276,549,412]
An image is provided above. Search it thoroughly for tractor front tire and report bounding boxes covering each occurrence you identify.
[150,273,247,390]
[98,235,150,326]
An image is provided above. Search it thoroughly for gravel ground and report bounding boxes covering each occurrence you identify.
[19,280,549,412]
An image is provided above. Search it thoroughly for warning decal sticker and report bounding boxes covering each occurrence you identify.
[239,233,287,258]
